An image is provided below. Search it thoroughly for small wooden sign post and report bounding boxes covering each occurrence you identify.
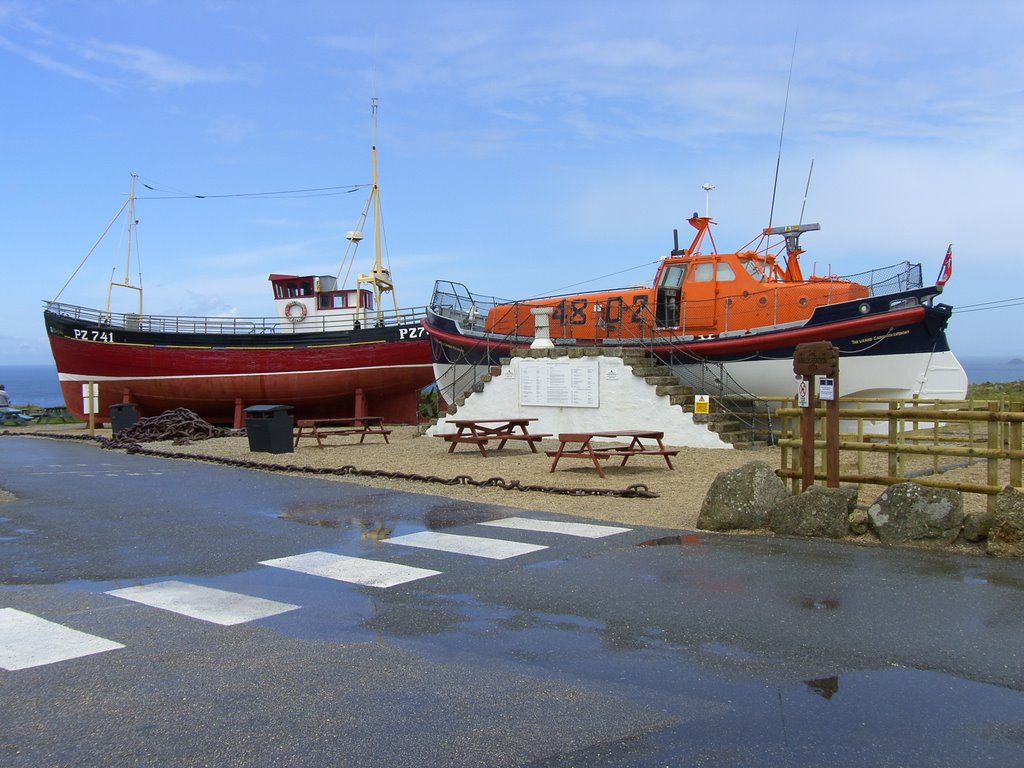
[82,382,98,437]
[793,342,840,490]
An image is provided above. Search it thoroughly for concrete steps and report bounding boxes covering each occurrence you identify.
[442,346,772,447]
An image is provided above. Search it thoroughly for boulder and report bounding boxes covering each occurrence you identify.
[987,487,1024,558]
[697,461,789,531]
[770,485,859,539]
[962,507,995,543]
[867,482,963,546]
[848,509,870,536]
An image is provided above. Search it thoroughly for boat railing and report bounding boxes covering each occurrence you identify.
[430,263,926,344]
[43,301,428,335]
[428,266,931,431]
[837,261,923,296]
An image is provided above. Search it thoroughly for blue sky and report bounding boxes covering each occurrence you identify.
[3,0,1022,364]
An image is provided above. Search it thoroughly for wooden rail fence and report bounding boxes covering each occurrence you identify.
[773,397,1024,513]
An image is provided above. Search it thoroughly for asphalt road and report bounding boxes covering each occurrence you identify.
[1,435,1023,767]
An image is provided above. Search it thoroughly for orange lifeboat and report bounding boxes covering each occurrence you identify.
[484,215,869,342]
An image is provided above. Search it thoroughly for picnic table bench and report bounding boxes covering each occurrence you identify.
[434,417,552,457]
[1,406,34,425]
[546,430,678,478]
[293,416,391,448]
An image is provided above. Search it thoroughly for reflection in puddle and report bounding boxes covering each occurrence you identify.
[701,642,760,661]
[424,502,504,530]
[277,500,350,528]
[637,533,702,547]
[525,558,569,570]
[800,596,840,611]
[805,676,840,700]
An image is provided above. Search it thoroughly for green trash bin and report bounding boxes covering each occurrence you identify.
[244,405,294,454]
[109,403,140,435]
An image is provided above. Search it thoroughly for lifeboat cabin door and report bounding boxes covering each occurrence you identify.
[656,264,686,329]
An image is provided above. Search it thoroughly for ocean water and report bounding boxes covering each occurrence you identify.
[0,365,64,407]
[960,356,1024,384]
[2,356,1021,408]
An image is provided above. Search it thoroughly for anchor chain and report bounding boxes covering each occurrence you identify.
[3,410,660,499]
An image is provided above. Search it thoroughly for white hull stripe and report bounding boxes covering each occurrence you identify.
[478,516,631,538]
[259,551,441,588]
[0,608,124,670]
[57,363,434,384]
[384,531,547,560]
[106,581,299,626]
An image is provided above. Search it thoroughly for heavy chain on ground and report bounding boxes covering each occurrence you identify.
[3,409,659,499]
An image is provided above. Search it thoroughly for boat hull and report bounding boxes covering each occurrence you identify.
[426,290,968,404]
[45,310,434,425]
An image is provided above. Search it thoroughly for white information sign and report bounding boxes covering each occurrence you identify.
[82,383,99,415]
[797,378,811,408]
[819,377,835,401]
[520,359,599,408]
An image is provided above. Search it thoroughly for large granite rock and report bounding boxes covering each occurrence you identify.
[867,483,963,546]
[697,461,789,531]
[987,487,1024,558]
[962,507,995,543]
[770,485,859,539]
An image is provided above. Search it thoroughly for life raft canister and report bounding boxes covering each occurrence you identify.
[285,301,308,322]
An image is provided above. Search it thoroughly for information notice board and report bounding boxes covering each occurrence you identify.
[519,359,599,408]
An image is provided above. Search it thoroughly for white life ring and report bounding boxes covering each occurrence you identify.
[285,301,308,322]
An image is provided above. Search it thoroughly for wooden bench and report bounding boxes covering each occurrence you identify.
[293,417,391,448]
[434,417,551,457]
[546,431,679,478]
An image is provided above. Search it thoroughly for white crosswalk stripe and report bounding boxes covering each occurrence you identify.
[478,516,631,538]
[106,581,300,625]
[3,516,623,669]
[260,551,442,588]
[384,530,547,560]
[0,608,124,670]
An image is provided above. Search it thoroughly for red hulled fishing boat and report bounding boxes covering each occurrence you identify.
[44,101,433,426]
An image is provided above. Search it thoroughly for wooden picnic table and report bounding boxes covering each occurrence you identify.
[546,430,678,478]
[293,416,391,448]
[435,417,552,457]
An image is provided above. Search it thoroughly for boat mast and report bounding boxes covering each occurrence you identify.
[104,172,143,317]
[357,98,398,323]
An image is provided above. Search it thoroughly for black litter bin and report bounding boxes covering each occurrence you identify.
[244,405,294,454]
[109,403,140,435]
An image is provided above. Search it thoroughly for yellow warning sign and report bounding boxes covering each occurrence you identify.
[694,394,709,414]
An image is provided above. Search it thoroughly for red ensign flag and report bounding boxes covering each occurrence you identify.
[936,245,952,286]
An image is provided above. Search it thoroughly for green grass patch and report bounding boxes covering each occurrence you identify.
[967,380,1024,403]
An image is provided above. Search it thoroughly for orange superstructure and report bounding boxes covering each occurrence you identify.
[484,215,869,342]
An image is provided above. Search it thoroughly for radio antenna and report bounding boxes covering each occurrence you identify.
[767,32,798,233]
[799,158,814,225]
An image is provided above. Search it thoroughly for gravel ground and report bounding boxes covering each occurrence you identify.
[4,423,994,534]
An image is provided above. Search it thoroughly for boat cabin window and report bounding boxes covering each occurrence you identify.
[692,261,736,283]
[274,280,315,299]
[319,292,349,309]
[739,257,766,280]
[660,264,687,290]
[692,263,714,282]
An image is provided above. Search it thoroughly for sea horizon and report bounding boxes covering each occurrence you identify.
[3,356,1022,410]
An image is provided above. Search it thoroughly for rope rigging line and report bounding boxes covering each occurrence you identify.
[136,180,370,200]
[954,296,1024,314]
